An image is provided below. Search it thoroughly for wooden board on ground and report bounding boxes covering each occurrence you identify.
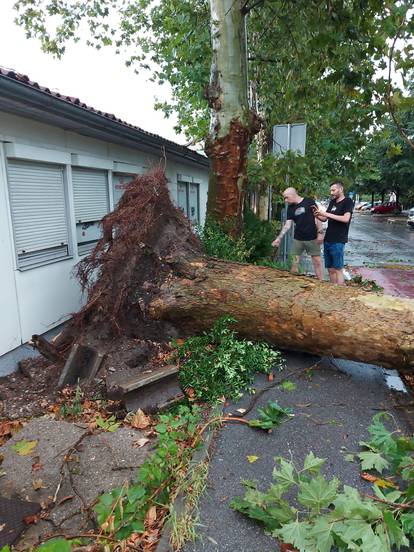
[106,364,179,399]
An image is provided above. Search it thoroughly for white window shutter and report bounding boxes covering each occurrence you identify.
[72,168,109,223]
[7,160,69,268]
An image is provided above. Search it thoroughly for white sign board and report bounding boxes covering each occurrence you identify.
[272,123,307,156]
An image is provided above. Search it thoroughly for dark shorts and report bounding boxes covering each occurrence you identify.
[324,242,345,269]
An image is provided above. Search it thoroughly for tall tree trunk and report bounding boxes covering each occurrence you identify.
[206,0,259,233]
[149,257,414,372]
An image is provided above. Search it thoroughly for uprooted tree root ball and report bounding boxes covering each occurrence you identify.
[69,165,201,345]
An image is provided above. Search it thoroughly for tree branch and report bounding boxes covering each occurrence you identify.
[385,10,414,152]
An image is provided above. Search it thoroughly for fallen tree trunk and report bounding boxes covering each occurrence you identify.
[48,169,414,375]
[148,257,414,371]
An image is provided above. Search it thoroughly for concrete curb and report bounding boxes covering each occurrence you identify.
[155,405,223,552]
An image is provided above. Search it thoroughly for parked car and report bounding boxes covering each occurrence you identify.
[355,201,370,210]
[408,214,414,229]
[371,202,402,214]
[360,201,381,211]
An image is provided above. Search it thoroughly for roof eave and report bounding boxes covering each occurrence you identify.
[0,75,209,168]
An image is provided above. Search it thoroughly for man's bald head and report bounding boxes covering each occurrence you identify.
[283,187,302,204]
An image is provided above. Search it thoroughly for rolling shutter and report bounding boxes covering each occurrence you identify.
[7,160,69,268]
[72,168,109,223]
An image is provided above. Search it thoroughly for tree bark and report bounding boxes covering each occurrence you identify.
[206,0,259,233]
[148,257,414,371]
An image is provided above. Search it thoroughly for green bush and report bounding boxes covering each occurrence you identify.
[198,212,280,264]
[242,209,280,263]
[197,220,250,262]
[175,316,284,403]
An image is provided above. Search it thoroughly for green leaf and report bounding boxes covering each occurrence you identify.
[367,413,396,453]
[36,538,73,551]
[248,400,293,430]
[400,512,414,537]
[303,452,326,474]
[230,496,282,531]
[276,519,312,551]
[298,475,339,513]
[280,380,296,392]
[11,439,37,456]
[309,516,335,552]
[95,415,120,432]
[358,451,390,473]
[343,453,355,463]
[383,510,409,549]
[334,486,382,521]
[272,458,297,490]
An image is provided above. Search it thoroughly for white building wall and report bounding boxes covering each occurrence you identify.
[0,112,209,358]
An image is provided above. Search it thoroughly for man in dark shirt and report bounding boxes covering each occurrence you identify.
[313,180,354,285]
[272,187,324,280]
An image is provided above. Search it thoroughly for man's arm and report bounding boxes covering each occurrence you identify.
[313,205,351,224]
[272,219,293,247]
[322,211,351,223]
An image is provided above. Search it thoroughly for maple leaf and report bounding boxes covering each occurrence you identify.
[276,520,312,551]
[12,439,38,456]
[128,409,152,430]
[358,451,390,473]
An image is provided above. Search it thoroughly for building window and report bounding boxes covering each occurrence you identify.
[177,180,200,223]
[72,168,109,255]
[7,160,70,269]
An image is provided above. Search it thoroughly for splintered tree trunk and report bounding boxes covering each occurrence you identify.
[206,0,259,233]
[149,257,414,371]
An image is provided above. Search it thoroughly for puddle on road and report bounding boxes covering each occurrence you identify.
[325,357,408,394]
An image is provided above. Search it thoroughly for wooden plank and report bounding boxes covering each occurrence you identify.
[119,364,179,393]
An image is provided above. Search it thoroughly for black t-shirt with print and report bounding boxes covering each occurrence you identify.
[287,197,318,241]
[324,197,354,243]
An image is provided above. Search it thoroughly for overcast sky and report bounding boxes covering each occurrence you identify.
[0,0,186,144]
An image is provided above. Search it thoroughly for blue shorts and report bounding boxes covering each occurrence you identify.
[324,242,345,269]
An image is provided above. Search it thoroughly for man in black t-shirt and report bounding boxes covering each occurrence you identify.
[272,187,324,280]
[312,180,354,285]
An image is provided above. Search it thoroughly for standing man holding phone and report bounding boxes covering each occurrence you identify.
[312,180,354,285]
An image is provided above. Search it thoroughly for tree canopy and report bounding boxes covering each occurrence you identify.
[14,0,414,199]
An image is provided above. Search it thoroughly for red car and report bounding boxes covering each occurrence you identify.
[371,202,401,214]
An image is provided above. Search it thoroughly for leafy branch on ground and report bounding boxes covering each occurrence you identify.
[231,414,414,552]
[94,405,202,543]
[248,400,293,431]
[174,316,284,403]
[348,274,384,293]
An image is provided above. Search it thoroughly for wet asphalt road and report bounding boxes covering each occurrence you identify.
[346,213,414,266]
[183,354,414,552]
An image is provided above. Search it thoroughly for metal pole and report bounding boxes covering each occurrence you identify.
[282,124,291,264]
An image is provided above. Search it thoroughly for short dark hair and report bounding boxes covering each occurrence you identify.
[330,180,344,190]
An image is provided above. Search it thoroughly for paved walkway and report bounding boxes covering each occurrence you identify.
[183,353,413,552]
[350,266,414,299]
